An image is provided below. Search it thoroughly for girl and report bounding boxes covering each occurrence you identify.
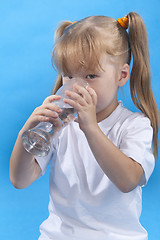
[10,12,159,240]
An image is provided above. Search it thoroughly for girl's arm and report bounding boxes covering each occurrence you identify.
[83,125,144,193]
[10,95,62,189]
[10,129,41,189]
[64,85,144,193]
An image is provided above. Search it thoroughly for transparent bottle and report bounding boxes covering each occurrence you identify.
[21,78,88,157]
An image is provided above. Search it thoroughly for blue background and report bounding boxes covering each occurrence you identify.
[1,0,160,239]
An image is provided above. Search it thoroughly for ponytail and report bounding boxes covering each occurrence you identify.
[54,21,73,41]
[52,21,73,94]
[128,12,159,158]
[52,73,62,95]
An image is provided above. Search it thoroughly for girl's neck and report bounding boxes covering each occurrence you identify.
[96,99,119,123]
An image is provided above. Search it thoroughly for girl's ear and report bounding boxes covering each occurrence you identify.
[118,64,130,87]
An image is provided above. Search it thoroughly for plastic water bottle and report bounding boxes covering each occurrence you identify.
[21,78,88,157]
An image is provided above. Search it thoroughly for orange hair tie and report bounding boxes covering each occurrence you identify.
[72,21,77,24]
[117,15,129,29]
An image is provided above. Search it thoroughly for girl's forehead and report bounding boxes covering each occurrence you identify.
[62,68,100,77]
[58,53,103,75]
[60,53,118,76]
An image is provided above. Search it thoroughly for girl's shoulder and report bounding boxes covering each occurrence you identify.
[117,103,153,153]
[119,102,152,130]
[99,101,152,132]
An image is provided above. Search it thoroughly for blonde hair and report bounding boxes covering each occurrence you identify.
[51,12,159,158]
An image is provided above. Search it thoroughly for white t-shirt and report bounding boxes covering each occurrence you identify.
[36,101,155,240]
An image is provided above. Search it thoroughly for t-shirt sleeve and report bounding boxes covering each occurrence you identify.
[119,114,155,186]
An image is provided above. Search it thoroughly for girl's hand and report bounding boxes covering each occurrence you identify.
[63,84,98,133]
[21,95,62,133]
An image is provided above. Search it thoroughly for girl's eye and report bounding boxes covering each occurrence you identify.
[63,76,72,79]
[86,74,97,79]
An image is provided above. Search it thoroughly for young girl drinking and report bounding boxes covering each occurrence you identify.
[10,12,159,240]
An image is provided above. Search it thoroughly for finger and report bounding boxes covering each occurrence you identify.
[36,108,60,118]
[31,114,50,123]
[43,95,61,104]
[86,86,97,105]
[64,90,87,106]
[73,84,93,103]
[31,114,61,126]
[42,103,62,113]
[63,97,81,111]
